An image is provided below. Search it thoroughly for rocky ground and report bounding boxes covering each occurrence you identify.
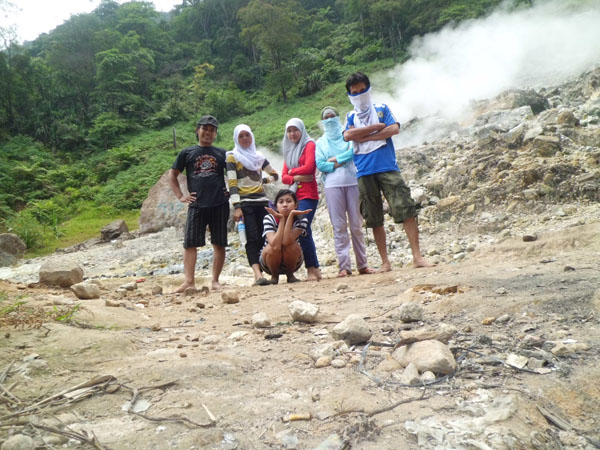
[1,69,599,449]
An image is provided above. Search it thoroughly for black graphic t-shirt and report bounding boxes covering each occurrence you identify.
[172,145,228,208]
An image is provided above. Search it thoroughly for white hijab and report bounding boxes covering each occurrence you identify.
[348,87,387,155]
[229,124,265,172]
[282,118,314,169]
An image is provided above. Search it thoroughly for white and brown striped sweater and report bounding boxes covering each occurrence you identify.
[226,154,279,209]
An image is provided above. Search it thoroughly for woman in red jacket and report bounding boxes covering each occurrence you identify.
[281,118,322,281]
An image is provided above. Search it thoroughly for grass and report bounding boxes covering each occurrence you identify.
[26,206,140,258]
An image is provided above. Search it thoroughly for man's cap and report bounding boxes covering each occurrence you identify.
[197,115,219,128]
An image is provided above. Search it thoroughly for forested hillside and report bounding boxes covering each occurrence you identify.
[0,0,531,252]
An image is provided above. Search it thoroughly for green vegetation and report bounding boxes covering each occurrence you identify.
[0,0,534,256]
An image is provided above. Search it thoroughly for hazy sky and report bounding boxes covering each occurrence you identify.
[1,0,182,44]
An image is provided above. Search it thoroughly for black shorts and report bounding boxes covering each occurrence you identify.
[183,203,229,248]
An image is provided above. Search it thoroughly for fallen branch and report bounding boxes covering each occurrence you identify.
[0,375,116,421]
[334,391,429,418]
[121,380,216,429]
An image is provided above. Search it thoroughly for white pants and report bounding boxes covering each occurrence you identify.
[324,185,368,273]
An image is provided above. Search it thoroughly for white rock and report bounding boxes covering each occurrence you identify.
[228,331,247,341]
[310,343,336,362]
[252,312,270,328]
[70,282,101,299]
[1,434,35,450]
[288,300,319,323]
[393,340,456,375]
[400,362,421,385]
[398,303,424,323]
[331,358,347,368]
[331,314,372,345]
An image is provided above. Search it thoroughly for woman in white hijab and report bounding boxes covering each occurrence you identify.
[227,124,279,286]
[281,118,321,281]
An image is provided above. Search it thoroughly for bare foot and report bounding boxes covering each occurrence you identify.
[358,267,376,275]
[376,263,392,273]
[211,280,224,290]
[306,267,322,281]
[414,257,435,268]
[174,281,195,293]
[337,269,350,278]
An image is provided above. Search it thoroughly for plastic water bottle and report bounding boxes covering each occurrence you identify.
[237,220,247,245]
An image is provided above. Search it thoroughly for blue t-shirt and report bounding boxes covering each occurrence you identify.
[344,104,399,178]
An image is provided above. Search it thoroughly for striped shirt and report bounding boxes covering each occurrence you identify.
[262,214,308,243]
[226,154,279,208]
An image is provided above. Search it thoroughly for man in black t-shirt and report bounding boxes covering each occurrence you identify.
[169,115,229,291]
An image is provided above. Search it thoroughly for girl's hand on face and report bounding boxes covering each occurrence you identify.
[265,207,283,220]
[290,209,312,217]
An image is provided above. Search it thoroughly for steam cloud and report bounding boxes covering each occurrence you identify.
[373,0,600,148]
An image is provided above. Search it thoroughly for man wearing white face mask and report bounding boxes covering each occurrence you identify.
[343,72,432,270]
[315,106,375,278]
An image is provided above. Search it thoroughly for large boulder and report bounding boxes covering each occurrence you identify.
[39,261,84,288]
[0,233,26,267]
[100,219,129,241]
[138,170,188,234]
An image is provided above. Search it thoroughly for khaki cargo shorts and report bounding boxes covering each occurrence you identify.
[358,171,418,228]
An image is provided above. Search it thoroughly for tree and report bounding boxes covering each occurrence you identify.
[239,0,303,102]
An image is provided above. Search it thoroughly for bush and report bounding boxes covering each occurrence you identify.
[5,210,49,250]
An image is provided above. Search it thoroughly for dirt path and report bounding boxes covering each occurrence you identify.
[1,222,599,449]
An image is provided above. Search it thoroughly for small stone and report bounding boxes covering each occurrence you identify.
[151,285,163,295]
[151,324,161,331]
[335,282,348,292]
[331,314,372,345]
[1,434,35,450]
[523,234,537,242]
[398,303,424,323]
[288,300,319,323]
[221,291,240,304]
[522,334,544,348]
[310,343,336,361]
[506,353,529,369]
[563,266,575,272]
[495,287,508,295]
[179,353,187,358]
[105,299,121,307]
[252,312,270,328]
[331,358,346,368]
[495,313,511,324]
[527,358,546,369]
[420,371,436,383]
[400,362,420,385]
[120,282,137,291]
[71,282,101,299]
[315,356,332,368]
[482,317,496,325]
[202,335,220,345]
[228,331,247,341]
[376,357,402,372]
